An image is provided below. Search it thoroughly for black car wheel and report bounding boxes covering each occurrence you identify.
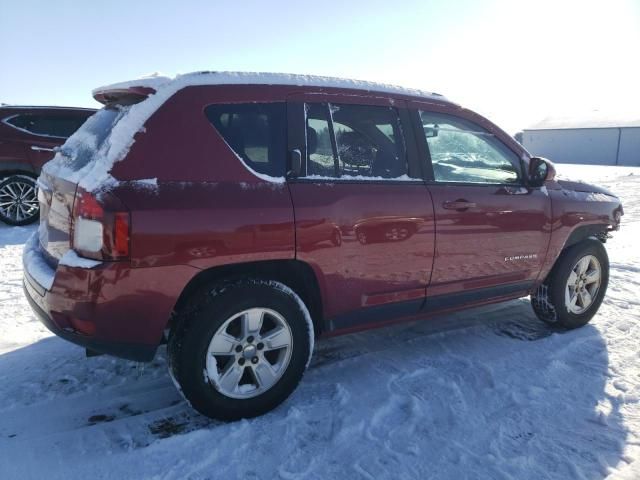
[168,279,314,421]
[0,175,39,226]
[531,238,609,329]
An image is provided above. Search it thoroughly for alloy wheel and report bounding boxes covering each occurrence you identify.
[205,307,293,399]
[0,178,39,223]
[565,254,602,314]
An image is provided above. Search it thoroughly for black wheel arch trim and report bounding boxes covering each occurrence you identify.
[0,163,38,177]
[564,224,610,249]
[172,259,325,336]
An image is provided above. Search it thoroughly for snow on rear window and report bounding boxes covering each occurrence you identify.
[42,106,127,190]
[57,108,122,171]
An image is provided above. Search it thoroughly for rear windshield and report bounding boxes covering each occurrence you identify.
[58,107,124,172]
[204,103,287,177]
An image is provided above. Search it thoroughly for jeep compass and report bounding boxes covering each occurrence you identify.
[22,72,623,420]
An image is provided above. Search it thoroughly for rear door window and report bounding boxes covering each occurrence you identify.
[35,115,88,137]
[5,114,88,138]
[304,103,407,179]
[205,103,287,177]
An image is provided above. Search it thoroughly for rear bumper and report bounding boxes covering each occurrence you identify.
[22,233,196,362]
[23,280,156,361]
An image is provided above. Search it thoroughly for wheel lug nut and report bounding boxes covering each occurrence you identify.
[235,345,243,353]
[238,358,245,366]
[247,336,254,343]
[251,357,259,364]
[257,342,264,350]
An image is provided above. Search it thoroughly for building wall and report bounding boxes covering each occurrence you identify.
[523,127,640,166]
[523,128,618,165]
[618,128,640,166]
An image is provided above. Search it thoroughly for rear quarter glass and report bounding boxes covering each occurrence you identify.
[107,86,290,183]
[204,102,287,178]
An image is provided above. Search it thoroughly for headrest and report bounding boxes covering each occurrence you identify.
[307,126,318,155]
[225,125,246,156]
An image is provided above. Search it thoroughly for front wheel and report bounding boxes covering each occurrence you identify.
[531,238,609,329]
[168,279,314,421]
[0,175,39,226]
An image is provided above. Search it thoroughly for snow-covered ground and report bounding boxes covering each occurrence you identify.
[1,164,639,479]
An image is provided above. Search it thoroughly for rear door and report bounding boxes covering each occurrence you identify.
[411,103,552,306]
[286,93,435,332]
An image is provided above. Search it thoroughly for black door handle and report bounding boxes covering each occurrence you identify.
[443,199,477,211]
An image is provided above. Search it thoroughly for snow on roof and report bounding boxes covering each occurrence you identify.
[525,111,640,130]
[45,71,448,192]
[92,71,449,103]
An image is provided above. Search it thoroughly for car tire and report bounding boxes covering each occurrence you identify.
[168,279,314,421]
[531,238,609,329]
[331,229,342,247]
[0,175,39,226]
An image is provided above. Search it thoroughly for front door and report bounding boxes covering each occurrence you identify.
[286,94,436,332]
[414,108,552,305]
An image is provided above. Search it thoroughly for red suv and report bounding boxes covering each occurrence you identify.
[0,105,95,225]
[22,73,623,420]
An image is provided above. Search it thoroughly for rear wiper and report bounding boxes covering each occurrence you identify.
[54,146,73,158]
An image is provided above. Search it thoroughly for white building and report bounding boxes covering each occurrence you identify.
[522,112,640,166]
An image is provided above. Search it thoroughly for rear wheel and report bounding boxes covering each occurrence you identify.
[331,229,342,246]
[0,175,39,226]
[168,279,314,421]
[531,238,609,329]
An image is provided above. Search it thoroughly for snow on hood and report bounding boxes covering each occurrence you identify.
[45,71,448,193]
[556,179,618,198]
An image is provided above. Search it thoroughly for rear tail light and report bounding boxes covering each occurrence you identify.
[71,188,130,261]
[112,213,130,257]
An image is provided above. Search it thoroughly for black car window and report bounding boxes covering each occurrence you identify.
[419,111,520,184]
[5,114,30,130]
[304,103,407,179]
[5,113,88,138]
[205,103,287,178]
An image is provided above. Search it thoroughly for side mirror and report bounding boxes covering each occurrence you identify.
[528,157,556,187]
[424,123,439,138]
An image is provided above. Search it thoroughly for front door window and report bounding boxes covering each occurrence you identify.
[419,111,520,184]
